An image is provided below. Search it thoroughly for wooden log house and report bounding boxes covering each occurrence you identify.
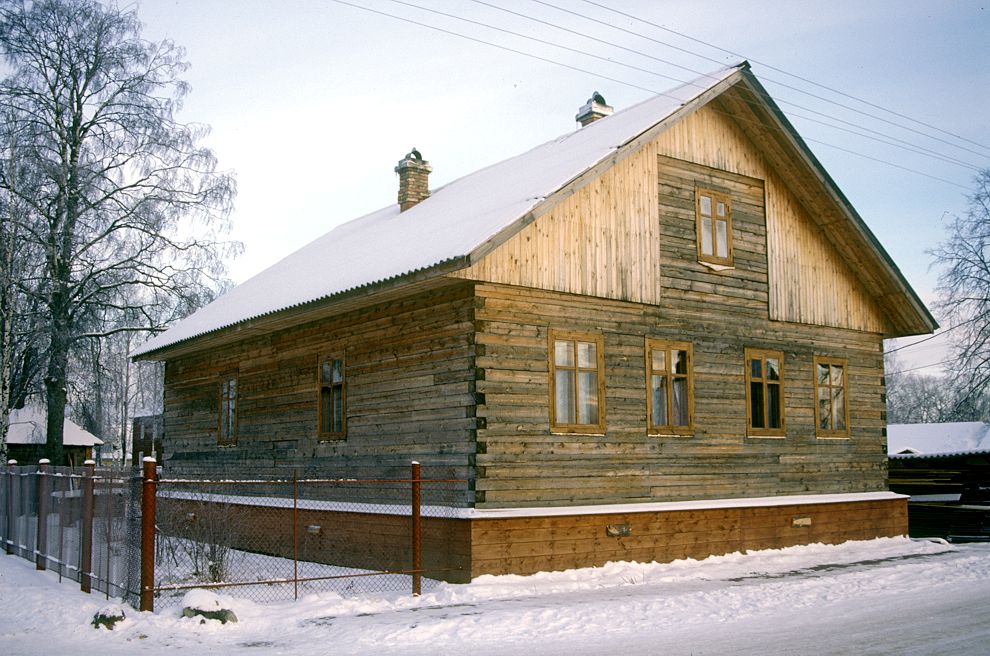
[132,63,937,581]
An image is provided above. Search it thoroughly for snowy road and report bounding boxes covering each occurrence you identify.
[1,537,988,655]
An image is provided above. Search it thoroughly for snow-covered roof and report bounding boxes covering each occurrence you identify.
[887,422,990,459]
[131,64,745,358]
[5,405,104,447]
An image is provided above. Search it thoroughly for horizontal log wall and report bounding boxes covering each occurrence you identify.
[467,497,908,578]
[162,282,478,502]
[473,278,887,507]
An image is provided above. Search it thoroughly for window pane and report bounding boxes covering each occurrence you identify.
[830,364,844,386]
[750,358,762,380]
[577,341,597,368]
[833,388,846,431]
[652,349,666,373]
[750,382,765,428]
[672,349,688,375]
[818,388,831,430]
[701,216,713,255]
[331,359,344,384]
[578,371,599,424]
[332,386,344,432]
[767,358,780,381]
[321,361,331,384]
[767,383,781,429]
[672,378,688,426]
[715,219,728,258]
[320,387,331,433]
[700,195,712,216]
[651,374,668,427]
[555,340,574,367]
[817,364,830,386]
[716,201,726,217]
[555,369,576,424]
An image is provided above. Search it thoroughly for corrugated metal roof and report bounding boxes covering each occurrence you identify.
[131,65,744,358]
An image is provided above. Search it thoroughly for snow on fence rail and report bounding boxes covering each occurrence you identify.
[2,459,467,612]
[150,462,468,610]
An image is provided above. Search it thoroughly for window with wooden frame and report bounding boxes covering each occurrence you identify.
[745,348,785,436]
[695,188,733,266]
[814,356,850,437]
[318,354,346,439]
[646,339,693,435]
[218,376,238,446]
[549,332,605,433]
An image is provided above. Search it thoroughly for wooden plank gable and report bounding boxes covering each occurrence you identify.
[452,94,892,335]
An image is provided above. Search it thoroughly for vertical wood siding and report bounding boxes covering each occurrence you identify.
[455,103,886,333]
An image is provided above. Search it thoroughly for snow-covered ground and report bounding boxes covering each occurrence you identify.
[2,537,989,655]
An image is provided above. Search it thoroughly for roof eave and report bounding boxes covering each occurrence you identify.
[132,255,472,362]
[733,69,938,337]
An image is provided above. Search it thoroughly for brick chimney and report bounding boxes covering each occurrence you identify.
[575,91,613,127]
[395,148,432,211]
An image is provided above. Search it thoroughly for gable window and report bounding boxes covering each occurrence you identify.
[814,356,849,437]
[696,188,733,266]
[218,376,237,446]
[745,349,784,436]
[550,332,605,433]
[646,339,693,435]
[319,355,346,438]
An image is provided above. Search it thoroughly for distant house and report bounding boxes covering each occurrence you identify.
[132,62,936,579]
[5,405,104,467]
[887,422,990,541]
[888,422,990,501]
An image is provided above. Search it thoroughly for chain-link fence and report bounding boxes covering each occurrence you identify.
[0,462,140,603]
[150,463,468,609]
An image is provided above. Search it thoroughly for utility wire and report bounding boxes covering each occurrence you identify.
[886,319,976,353]
[576,0,990,156]
[328,0,660,95]
[329,0,974,190]
[490,0,985,169]
[887,355,962,376]
[396,0,980,177]
[464,0,981,171]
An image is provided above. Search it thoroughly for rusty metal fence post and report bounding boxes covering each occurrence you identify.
[80,460,95,594]
[411,461,422,596]
[140,458,157,612]
[293,470,299,601]
[4,460,15,555]
[36,459,49,571]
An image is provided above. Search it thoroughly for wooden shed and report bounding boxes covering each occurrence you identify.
[133,63,936,580]
[887,422,990,541]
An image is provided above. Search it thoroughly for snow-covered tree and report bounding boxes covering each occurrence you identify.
[0,0,237,463]
[932,169,990,420]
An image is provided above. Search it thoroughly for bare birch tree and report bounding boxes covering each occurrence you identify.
[0,0,237,463]
[932,169,990,418]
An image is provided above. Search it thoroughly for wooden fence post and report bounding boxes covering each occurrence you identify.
[4,460,15,555]
[80,460,95,594]
[411,461,422,596]
[36,459,50,571]
[140,457,157,612]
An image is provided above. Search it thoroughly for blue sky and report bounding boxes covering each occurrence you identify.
[137,0,989,371]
